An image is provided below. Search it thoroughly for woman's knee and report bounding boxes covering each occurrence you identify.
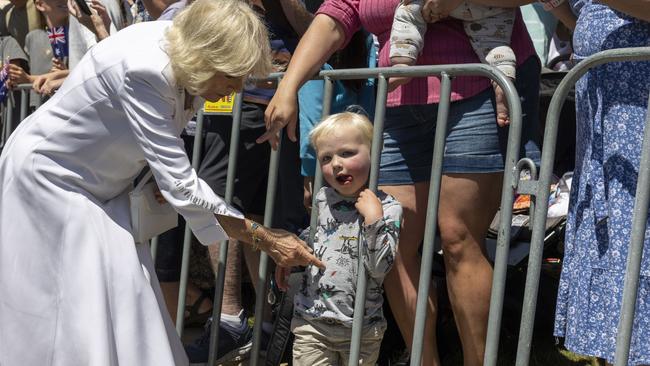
[438,217,472,258]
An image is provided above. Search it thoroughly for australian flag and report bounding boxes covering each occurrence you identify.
[47,26,68,61]
[0,63,9,104]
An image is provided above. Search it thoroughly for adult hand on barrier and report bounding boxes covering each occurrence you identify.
[33,75,59,96]
[259,86,298,150]
[32,74,46,92]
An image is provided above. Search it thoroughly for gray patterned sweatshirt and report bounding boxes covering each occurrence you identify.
[294,187,402,327]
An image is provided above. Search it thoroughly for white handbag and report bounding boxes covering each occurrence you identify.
[129,170,178,243]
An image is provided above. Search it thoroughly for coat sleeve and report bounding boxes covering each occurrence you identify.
[119,67,242,246]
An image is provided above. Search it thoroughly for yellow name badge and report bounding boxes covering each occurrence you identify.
[204,93,235,114]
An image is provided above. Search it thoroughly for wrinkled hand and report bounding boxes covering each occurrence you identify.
[421,0,462,22]
[259,85,298,150]
[259,227,325,269]
[275,266,292,291]
[355,189,383,225]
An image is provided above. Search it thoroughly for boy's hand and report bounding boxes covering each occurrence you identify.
[355,189,383,225]
[275,266,292,291]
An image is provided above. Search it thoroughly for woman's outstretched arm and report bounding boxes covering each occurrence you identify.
[259,13,346,149]
[216,214,326,269]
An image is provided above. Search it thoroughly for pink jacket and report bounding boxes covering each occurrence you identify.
[317,0,537,107]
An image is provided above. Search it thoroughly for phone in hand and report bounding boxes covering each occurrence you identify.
[74,0,92,15]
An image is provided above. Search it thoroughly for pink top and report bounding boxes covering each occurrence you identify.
[317,0,537,107]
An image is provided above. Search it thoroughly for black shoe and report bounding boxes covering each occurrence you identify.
[185,318,253,364]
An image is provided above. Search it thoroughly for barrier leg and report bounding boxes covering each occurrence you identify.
[208,94,244,365]
[176,109,207,336]
[409,72,452,366]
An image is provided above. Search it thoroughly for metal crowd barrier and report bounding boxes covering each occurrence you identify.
[0,84,38,147]
[180,63,523,366]
[6,50,647,366]
[497,46,650,366]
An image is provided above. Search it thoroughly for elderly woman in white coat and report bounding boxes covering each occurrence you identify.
[0,1,323,365]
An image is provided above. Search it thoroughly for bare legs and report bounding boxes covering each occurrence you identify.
[383,182,441,366]
[438,173,502,366]
[207,233,244,316]
[207,213,272,321]
[381,172,502,366]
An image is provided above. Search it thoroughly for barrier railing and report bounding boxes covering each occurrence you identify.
[8,50,647,365]
[0,84,38,148]
[502,46,650,366]
[0,65,516,365]
[189,63,523,366]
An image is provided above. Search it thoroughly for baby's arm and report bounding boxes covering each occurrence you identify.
[390,0,428,66]
[358,193,403,278]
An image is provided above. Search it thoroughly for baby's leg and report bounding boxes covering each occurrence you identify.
[462,9,517,125]
[389,0,427,90]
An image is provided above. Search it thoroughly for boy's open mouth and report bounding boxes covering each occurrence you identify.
[336,174,353,185]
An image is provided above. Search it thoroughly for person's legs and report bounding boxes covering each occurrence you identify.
[206,237,244,316]
[438,172,502,366]
[185,104,271,362]
[381,182,441,366]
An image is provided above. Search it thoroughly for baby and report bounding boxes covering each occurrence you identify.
[390,0,516,124]
[276,112,403,365]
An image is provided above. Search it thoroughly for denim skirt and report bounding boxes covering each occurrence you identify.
[379,57,542,185]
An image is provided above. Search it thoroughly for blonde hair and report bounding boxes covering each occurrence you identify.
[165,0,272,95]
[310,112,374,152]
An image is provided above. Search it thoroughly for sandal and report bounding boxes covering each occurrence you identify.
[184,288,213,327]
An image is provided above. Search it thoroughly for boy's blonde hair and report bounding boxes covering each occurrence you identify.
[310,112,373,152]
[165,0,273,95]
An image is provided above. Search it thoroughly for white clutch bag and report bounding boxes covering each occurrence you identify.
[129,170,178,243]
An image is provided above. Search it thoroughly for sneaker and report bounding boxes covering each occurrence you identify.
[185,318,253,364]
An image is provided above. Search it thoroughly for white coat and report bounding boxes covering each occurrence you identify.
[0,21,239,366]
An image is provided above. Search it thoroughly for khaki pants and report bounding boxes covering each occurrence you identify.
[291,317,386,366]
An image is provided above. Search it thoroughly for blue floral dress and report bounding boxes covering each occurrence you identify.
[553,2,650,365]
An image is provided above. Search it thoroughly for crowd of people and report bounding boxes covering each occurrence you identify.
[0,0,648,365]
